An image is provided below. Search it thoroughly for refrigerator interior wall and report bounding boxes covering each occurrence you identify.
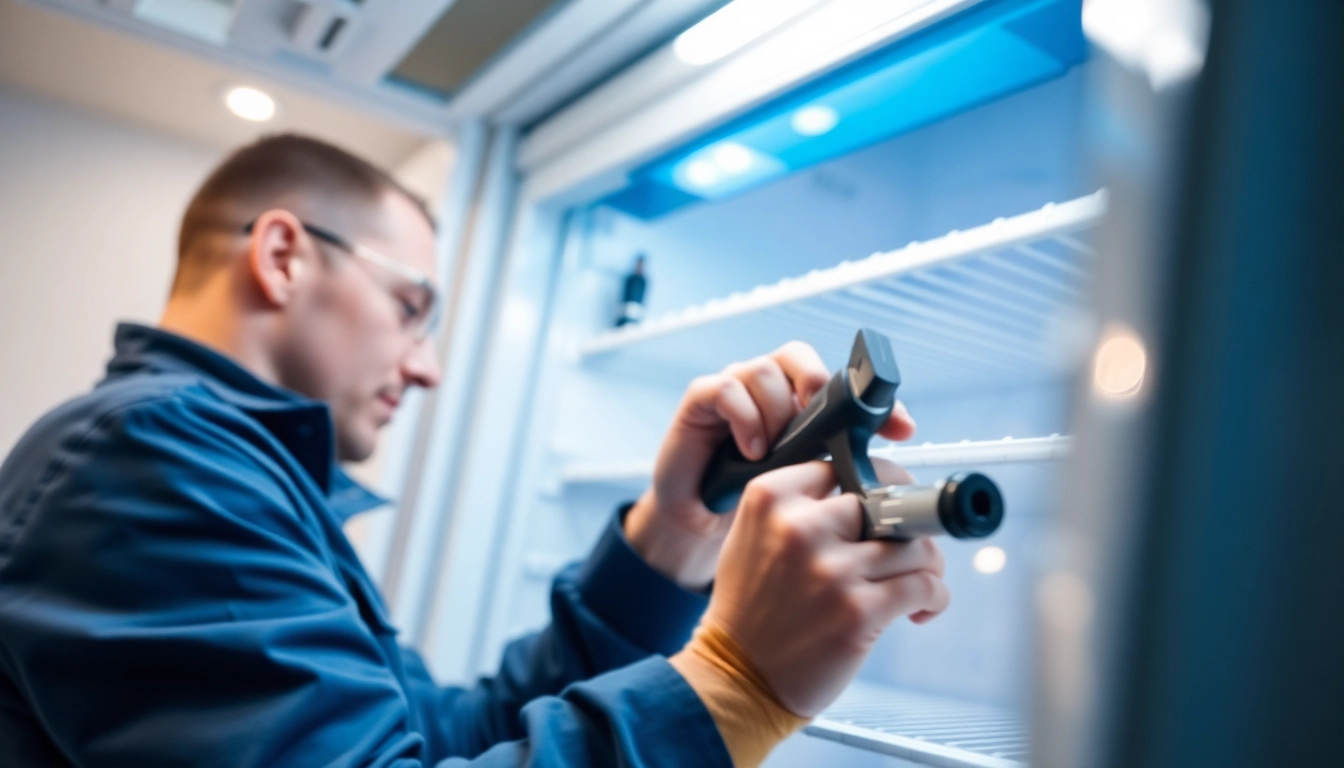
[474,62,1095,767]
[583,71,1090,331]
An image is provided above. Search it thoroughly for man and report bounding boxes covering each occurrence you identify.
[0,135,948,767]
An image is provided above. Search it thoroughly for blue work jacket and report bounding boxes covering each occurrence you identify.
[0,324,729,767]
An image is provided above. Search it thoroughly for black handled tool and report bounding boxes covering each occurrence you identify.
[699,328,1004,541]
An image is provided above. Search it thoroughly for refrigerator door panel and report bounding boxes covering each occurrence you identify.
[383,128,524,661]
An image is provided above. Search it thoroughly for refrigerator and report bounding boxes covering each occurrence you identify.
[379,1,1111,765]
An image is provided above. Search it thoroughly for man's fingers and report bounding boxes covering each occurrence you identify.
[876,400,917,442]
[812,466,911,544]
[808,490,873,542]
[700,374,768,460]
[725,358,799,451]
[861,567,951,626]
[770,341,830,408]
[871,457,915,487]
[746,461,842,506]
[852,537,945,582]
[689,343,830,463]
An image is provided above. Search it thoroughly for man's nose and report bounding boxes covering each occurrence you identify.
[403,335,442,389]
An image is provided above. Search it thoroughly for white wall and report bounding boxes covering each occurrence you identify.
[0,85,225,459]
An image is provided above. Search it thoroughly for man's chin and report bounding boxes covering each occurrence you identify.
[335,428,378,464]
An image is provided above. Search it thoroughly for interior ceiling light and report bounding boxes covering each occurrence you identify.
[224,86,277,122]
[673,0,825,66]
[711,142,754,173]
[673,141,786,196]
[791,105,840,136]
[615,0,1091,219]
[685,160,720,187]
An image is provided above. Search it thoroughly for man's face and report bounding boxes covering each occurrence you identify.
[276,191,441,462]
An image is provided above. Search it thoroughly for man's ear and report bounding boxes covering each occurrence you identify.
[246,209,311,307]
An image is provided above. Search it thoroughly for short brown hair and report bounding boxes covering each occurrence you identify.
[173,134,432,294]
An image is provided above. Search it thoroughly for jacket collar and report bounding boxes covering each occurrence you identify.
[103,323,387,523]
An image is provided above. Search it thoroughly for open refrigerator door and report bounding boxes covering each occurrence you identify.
[380,2,1114,765]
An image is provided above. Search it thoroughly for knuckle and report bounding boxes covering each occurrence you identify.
[735,357,780,390]
[741,478,780,512]
[780,341,828,377]
[745,355,779,379]
[715,375,741,399]
[811,555,846,585]
[912,571,942,604]
[768,510,819,558]
[776,515,812,553]
[688,374,720,398]
[777,340,814,359]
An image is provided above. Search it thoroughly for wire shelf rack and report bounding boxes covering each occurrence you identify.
[578,192,1106,398]
[806,682,1028,767]
[557,434,1071,488]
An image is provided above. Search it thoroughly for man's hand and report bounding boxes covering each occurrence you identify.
[623,341,916,590]
[696,460,949,717]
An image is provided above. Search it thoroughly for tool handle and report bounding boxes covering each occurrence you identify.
[699,329,898,513]
[699,385,833,513]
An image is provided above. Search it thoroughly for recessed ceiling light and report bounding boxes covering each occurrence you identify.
[792,105,840,136]
[224,86,277,122]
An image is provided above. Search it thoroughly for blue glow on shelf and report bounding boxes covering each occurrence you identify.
[600,0,1086,220]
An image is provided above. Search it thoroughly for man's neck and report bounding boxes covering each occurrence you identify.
[159,292,282,388]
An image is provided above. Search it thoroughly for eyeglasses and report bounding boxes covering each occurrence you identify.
[243,219,440,340]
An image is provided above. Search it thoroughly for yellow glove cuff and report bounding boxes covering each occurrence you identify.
[670,623,811,767]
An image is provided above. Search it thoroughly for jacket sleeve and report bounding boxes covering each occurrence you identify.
[399,509,713,762]
[0,394,729,768]
[435,658,731,768]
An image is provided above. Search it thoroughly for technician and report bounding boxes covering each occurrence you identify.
[0,135,949,767]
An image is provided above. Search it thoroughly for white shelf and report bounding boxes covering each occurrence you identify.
[873,434,1070,467]
[807,682,1028,768]
[557,435,1071,488]
[579,192,1106,397]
